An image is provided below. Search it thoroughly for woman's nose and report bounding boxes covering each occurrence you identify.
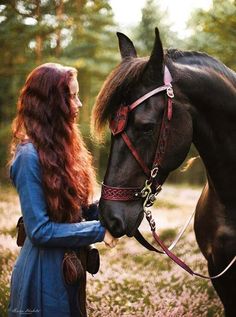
[77,97,82,108]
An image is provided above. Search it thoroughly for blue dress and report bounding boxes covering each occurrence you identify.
[8,143,105,317]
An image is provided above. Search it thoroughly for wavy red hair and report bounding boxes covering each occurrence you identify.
[10,63,96,223]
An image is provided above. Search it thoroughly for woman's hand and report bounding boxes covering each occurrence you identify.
[103,230,119,248]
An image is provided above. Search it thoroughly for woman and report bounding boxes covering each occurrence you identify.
[8,63,118,317]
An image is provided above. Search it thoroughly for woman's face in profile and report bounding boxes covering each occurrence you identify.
[69,77,82,119]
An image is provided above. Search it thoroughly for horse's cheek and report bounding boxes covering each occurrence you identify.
[164,111,193,171]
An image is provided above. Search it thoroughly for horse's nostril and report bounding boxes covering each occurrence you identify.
[99,200,126,237]
[109,217,126,238]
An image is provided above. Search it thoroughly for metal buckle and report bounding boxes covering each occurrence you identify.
[141,179,152,198]
[167,85,174,98]
[155,185,162,196]
[150,167,159,178]
[145,209,156,231]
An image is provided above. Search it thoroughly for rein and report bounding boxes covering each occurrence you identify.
[101,66,236,279]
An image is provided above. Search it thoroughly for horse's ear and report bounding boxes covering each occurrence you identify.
[117,32,137,59]
[142,27,164,84]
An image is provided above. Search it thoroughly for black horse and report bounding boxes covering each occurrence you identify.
[92,28,236,316]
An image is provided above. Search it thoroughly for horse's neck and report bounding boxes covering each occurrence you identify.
[179,63,236,204]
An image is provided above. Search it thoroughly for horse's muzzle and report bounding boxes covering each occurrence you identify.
[99,199,144,238]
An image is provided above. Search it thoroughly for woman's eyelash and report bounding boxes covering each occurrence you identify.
[71,93,79,98]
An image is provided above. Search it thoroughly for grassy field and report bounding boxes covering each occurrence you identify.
[0,185,223,317]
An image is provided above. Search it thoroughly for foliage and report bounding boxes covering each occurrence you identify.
[167,145,206,186]
[131,0,184,56]
[0,248,16,317]
[0,0,118,183]
[0,124,11,183]
[0,0,235,185]
[130,0,235,186]
[186,0,236,70]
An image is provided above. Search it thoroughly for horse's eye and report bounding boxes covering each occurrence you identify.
[142,123,155,134]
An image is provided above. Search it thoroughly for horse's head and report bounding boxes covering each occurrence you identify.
[93,28,193,237]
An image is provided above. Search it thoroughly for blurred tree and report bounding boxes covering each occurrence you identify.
[186,0,236,70]
[130,0,206,185]
[2,0,233,186]
[63,0,117,123]
[55,0,64,58]
[167,145,206,186]
[168,0,235,185]
[0,0,58,182]
[61,0,118,176]
[0,0,118,183]
[0,0,57,123]
[0,1,30,122]
[132,0,183,56]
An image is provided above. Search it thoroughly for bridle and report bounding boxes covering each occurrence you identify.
[100,65,236,279]
[101,66,174,203]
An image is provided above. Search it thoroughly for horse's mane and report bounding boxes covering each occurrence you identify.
[91,49,236,140]
[166,49,236,85]
[91,57,148,139]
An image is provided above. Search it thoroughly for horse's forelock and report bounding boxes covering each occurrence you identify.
[91,57,148,141]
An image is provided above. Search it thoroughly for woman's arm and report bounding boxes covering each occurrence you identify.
[10,145,105,248]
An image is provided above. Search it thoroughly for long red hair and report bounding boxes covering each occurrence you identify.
[10,63,96,223]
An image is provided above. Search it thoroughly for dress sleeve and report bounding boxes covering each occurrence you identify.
[10,145,105,248]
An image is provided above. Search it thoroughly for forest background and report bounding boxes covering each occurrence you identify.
[0,0,235,185]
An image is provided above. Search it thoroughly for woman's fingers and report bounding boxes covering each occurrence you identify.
[104,230,119,248]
